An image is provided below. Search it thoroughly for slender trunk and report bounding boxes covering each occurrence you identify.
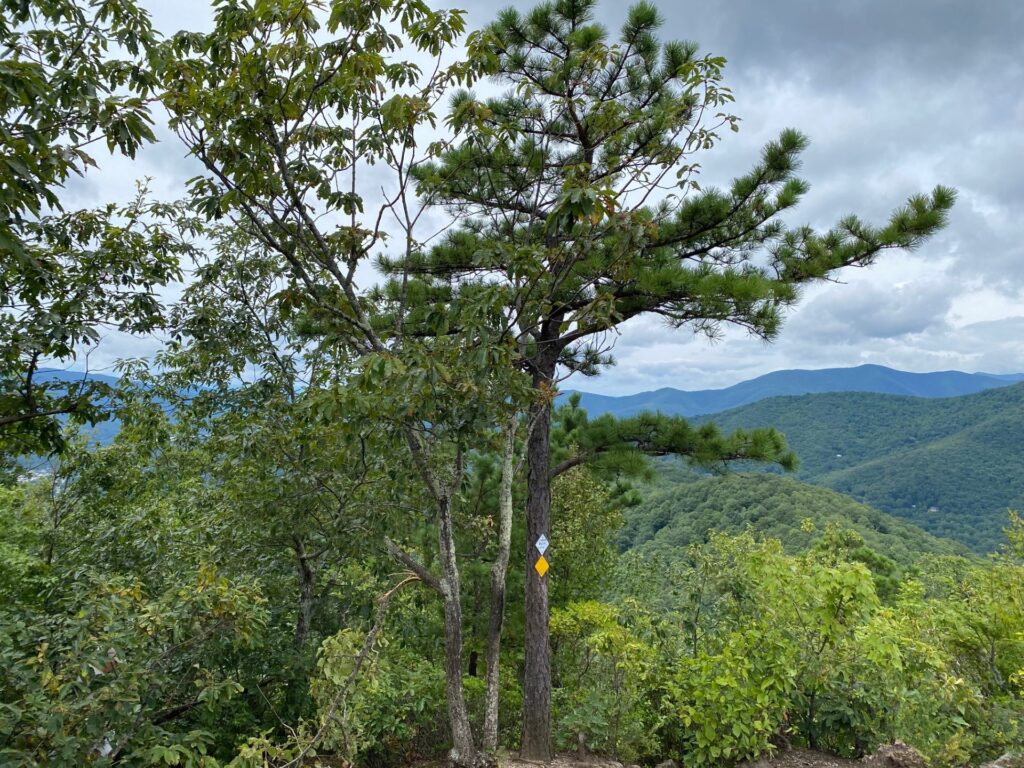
[400,429,481,766]
[806,689,817,750]
[521,349,557,760]
[437,497,479,767]
[293,536,316,646]
[483,420,518,752]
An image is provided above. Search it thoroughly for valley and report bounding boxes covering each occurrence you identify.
[574,371,1024,552]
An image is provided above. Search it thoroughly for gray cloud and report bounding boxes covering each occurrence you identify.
[56,0,1024,393]
[791,279,955,342]
[574,0,1024,391]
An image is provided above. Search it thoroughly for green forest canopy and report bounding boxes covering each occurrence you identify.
[3,0,1019,766]
[620,470,970,564]
[699,383,1024,550]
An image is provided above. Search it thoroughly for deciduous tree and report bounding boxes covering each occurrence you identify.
[0,0,195,458]
[158,3,516,763]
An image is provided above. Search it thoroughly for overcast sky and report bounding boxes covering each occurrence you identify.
[64,0,1024,395]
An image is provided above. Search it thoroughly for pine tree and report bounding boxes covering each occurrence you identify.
[388,0,956,757]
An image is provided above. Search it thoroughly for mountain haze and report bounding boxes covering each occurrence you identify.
[568,364,1024,418]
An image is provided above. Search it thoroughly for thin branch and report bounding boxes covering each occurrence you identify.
[384,537,442,594]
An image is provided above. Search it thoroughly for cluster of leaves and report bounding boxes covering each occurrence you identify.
[0,0,200,458]
[551,525,1024,766]
[0,542,266,766]
[550,600,660,760]
[0,391,438,766]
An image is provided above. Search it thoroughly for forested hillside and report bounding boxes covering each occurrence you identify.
[702,383,1024,550]
[619,472,970,565]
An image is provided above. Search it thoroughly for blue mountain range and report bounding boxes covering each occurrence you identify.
[36,364,1024,437]
[36,369,120,387]
[563,364,1024,419]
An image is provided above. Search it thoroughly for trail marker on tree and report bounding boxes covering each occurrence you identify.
[535,535,550,576]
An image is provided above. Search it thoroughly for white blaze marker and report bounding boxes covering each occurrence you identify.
[535,534,549,555]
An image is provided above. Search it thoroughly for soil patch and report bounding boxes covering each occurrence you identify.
[739,749,858,767]
[498,743,926,768]
[741,742,926,767]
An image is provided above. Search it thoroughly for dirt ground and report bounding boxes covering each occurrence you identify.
[739,743,925,767]
[498,743,928,768]
[737,749,859,767]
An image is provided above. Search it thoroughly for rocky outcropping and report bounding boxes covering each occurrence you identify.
[981,755,1024,768]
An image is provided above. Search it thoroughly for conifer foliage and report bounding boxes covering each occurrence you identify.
[388,0,955,756]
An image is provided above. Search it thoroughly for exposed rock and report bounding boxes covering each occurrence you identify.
[860,742,926,768]
[981,755,1024,768]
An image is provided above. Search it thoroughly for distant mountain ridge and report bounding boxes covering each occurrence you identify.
[30,367,1024,552]
[35,369,120,387]
[23,369,124,448]
[566,364,1024,418]
[42,365,1024,423]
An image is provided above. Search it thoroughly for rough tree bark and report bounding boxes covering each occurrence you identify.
[293,535,317,646]
[521,341,559,760]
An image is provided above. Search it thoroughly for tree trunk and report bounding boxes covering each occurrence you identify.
[293,535,316,646]
[437,497,480,767]
[483,420,517,753]
[521,348,557,760]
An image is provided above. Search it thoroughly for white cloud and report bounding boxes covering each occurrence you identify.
[53,0,1024,394]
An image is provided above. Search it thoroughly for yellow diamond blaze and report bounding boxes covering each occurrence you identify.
[534,555,549,577]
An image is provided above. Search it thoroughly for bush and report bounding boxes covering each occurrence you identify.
[0,566,266,767]
[551,600,660,761]
[664,625,794,765]
[605,528,1024,766]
